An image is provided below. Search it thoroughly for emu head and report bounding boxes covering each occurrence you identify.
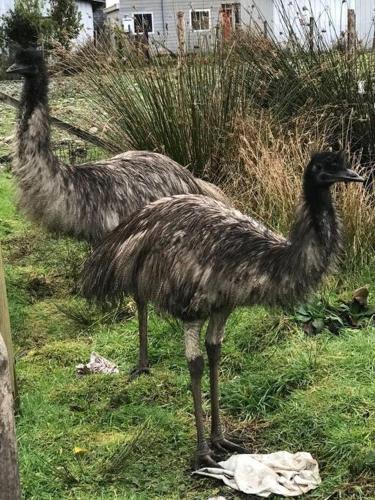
[304,151,364,187]
[7,48,44,77]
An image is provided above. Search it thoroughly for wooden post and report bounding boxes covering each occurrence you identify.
[347,8,356,54]
[309,17,314,53]
[263,20,268,39]
[177,11,185,61]
[0,334,21,500]
[0,245,16,399]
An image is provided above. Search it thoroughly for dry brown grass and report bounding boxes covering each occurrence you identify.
[223,113,375,267]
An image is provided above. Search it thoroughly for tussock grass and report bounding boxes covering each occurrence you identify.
[224,113,375,268]
[60,35,375,269]
[62,34,249,179]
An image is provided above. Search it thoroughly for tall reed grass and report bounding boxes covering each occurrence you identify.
[228,113,375,267]
[64,35,249,180]
[236,15,375,164]
[60,21,374,268]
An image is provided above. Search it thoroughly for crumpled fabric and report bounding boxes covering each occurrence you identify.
[193,451,321,497]
[76,352,119,376]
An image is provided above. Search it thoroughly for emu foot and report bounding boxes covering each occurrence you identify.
[211,436,249,455]
[194,450,222,469]
[128,365,150,380]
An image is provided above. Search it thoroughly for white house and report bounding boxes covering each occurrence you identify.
[0,0,105,45]
[104,0,375,53]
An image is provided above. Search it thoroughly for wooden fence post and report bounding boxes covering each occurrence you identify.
[0,245,16,399]
[347,8,356,54]
[177,11,185,61]
[0,334,21,500]
[263,20,268,39]
[309,17,314,53]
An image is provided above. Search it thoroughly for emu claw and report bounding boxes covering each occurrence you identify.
[128,365,150,380]
[211,437,249,455]
[195,451,222,469]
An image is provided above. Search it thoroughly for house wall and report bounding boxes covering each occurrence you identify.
[271,0,375,48]
[105,0,375,52]
[355,0,375,46]
[117,0,226,53]
[241,0,274,32]
[75,1,95,44]
[0,0,13,18]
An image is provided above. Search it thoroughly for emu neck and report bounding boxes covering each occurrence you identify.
[250,181,340,308]
[14,68,55,173]
[293,180,335,246]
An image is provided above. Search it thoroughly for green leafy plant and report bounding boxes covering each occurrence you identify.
[0,0,81,51]
[0,0,48,49]
[49,0,82,50]
[293,292,375,335]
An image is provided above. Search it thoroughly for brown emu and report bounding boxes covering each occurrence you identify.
[81,152,363,466]
[6,48,227,245]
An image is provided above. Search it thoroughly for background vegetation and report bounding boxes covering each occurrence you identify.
[0,0,81,52]
[0,8,374,498]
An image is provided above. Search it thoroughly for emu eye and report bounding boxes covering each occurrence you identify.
[314,164,323,172]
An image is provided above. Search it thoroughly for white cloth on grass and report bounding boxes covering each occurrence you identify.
[76,352,119,375]
[193,451,321,497]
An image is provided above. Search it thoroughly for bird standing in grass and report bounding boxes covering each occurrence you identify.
[82,152,363,466]
[7,48,228,376]
[6,48,227,244]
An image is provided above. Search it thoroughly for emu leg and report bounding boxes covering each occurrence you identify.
[206,312,249,455]
[184,321,219,468]
[129,301,150,379]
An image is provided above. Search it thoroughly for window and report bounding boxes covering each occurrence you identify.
[190,10,210,31]
[133,12,154,34]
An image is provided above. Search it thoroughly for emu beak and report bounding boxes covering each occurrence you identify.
[333,168,365,183]
[6,63,34,74]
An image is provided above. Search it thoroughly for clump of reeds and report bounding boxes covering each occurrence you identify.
[62,33,249,180]
[235,9,375,165]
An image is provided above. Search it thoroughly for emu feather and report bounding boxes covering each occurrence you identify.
[82,151,363,467]
[9,48,228,244]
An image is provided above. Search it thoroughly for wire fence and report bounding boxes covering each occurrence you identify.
[51,139,108,165]
[0,139,108,168]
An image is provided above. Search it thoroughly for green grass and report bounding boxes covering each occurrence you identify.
[1,171,374,499]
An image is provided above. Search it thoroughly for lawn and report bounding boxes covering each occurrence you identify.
[2,171,374,500]
[0,78,374,499]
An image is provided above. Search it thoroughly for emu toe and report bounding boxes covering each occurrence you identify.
[211,437,249,455]
[128,365,151,380]
[194,451,222,469]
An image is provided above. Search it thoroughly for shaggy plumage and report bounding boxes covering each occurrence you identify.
[82,151,363,467]
[8,48,228,244]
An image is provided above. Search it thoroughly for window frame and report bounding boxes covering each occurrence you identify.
[190,9,211,32]
[132,12,154,35]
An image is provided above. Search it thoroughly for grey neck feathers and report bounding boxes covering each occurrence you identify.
[252,184,341,307]
[14,64,59,178]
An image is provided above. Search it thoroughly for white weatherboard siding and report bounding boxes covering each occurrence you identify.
[356,0,375,46]
[76,0,95,44]
[0,0,14,18]
[118,0,273,53]
[271,0,375,47]
[108,0,375,52]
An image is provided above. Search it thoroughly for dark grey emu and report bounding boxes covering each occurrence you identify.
[6,48,227,245]
[82,151,363,466]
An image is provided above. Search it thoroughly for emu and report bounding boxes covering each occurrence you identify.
[6,48,227,244]
[81,152,363,466]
